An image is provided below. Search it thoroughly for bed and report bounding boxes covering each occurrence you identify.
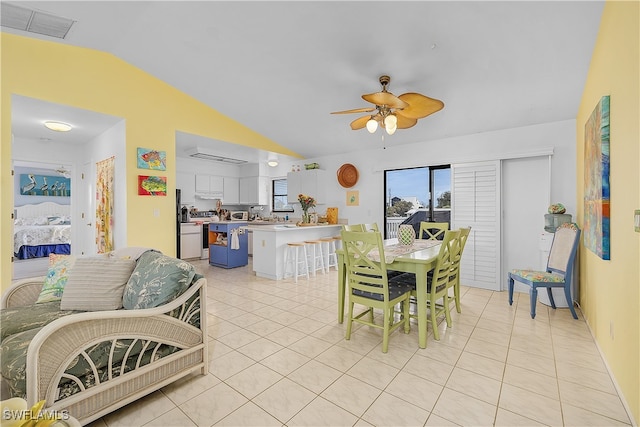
[13,202,71,260]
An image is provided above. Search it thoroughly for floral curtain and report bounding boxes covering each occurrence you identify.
[96,156,115,253]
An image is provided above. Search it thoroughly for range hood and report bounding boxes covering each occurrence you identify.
[187,147,247,164]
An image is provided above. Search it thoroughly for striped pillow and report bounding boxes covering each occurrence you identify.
[60,257,136,311]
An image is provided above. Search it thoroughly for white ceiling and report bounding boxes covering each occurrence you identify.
[5,1,604,163]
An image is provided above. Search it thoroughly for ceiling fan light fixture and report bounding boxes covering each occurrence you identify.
[384,114,397,129]
[366,118,378,133]
[386,124,397,135]
[44,121,72,132]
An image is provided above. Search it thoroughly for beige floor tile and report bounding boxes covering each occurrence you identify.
[179,382,248,426]
[216,327,262,349]
[208,339,234,360]
[506,347,556,377]
[384,371,443,412]
[493,408,544,426]
[161,372,221,406]
[103,391,175,427]
[424,413,460,426]
[243,318,285,336]
[346,356,400,390]
[558,379,631,423]
[265,326,307,347]
[235,336,283,360]
[214,402,282,426]
[361,391,430,426]
[252,378,316,424]
[287,359,343,394]
[287,396,359,426]
[445,366,502,405]
[498,383,562,426]
[464,336,509,362]
[432,387,496,426]
[475,316,514,334]
[561,402,632,426]
[224,311,264,328]
[225,363,283,399]
[310,323,349,344]
[455,350,505,381]
[320,374,382,417]
[470,325,512,347]
[208,349,256,380]
[365,343,417,369]
[502,364,559,400]
[315,345,363,372]
[555,359,618,395]
[288,335,334,358]
[403,352,455,386]
[260,347,311,376]
[207,319,242,339]
[143,407,196,427]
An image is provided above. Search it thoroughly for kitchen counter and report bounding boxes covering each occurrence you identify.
[250,224,342,280]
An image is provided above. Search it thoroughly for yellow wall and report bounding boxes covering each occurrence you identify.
[576,1,639,421]
[1,33,300,290]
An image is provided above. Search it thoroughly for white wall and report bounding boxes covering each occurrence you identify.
[274,119,577,289]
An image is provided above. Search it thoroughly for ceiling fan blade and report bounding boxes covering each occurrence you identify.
[395,114,418,129]
[350,115,371,130]
[362,91,408,109]
[330,107,377,115]
[396,92,445,119]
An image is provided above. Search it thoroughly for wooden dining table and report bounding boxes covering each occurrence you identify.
[336,238,442,349]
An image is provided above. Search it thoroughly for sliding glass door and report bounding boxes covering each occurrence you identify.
[384,165,451,238]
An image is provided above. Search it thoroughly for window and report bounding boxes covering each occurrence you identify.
[272,178,293,212]
[384,165,451,238]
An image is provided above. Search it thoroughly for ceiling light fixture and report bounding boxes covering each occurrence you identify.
[331,75,444,135]
[44,121,72,132]
[267,155,279,167]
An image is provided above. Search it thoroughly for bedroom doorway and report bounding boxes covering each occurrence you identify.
[11,95,122,279]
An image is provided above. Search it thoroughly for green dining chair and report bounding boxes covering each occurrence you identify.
[418,222,448,240]
[508,222,581,319]
[392,229,461,341]
[342,223,379,232]
[341,230,412,353]
[449,226,471,313]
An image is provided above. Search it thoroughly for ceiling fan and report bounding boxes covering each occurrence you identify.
[331,75,444,135]
[55,165,71,178]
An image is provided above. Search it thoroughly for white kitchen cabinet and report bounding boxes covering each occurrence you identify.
[223,177,239,204]
[176,172,196,204]
[195,174,224,195]
[287,170,326,204]
[180,223,202,259]
[240,176,269,204]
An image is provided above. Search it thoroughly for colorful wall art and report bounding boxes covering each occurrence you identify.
[137,147,166,170]
[19,174,71,197]
[138,175,167,196]
[583,95,610,260]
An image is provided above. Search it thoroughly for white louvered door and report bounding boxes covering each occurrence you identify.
[451,161,501,290]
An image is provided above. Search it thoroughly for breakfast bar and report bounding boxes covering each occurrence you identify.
[248,223,342,280]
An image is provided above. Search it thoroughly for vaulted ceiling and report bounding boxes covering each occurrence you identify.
[4,1,604,162]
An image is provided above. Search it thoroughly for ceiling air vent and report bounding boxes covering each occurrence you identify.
[186,147,247,165]
[1,3,75,39]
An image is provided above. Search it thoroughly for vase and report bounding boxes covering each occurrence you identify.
[398,224,416,246]
[301,209,311,224]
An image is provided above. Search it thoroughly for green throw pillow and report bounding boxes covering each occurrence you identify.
[122,251,195,310]
[36,254,76,303]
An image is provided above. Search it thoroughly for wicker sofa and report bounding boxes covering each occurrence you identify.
[0,249,208,425]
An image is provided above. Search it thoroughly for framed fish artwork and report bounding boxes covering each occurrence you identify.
[137,148,166,171]
[138,175,167,196]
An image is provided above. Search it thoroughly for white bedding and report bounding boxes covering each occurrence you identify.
[13,202,72,256]
[13,224,71,254]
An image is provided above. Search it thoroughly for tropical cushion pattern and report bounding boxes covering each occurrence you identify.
[122,250,195,310]
[510,269,565,282]
[36,254,76,303]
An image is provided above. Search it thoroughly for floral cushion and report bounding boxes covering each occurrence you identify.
[122,251,195,310]
[510,269,565,282]
[36,254,76,303]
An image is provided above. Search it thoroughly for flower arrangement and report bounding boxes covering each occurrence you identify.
[298,194,316,223]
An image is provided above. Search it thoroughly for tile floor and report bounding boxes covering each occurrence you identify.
[88,259,632,427]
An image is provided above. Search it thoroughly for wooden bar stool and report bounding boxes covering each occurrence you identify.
[283,242,310,282]
[320,237,338,271]
[304,239,326,276]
